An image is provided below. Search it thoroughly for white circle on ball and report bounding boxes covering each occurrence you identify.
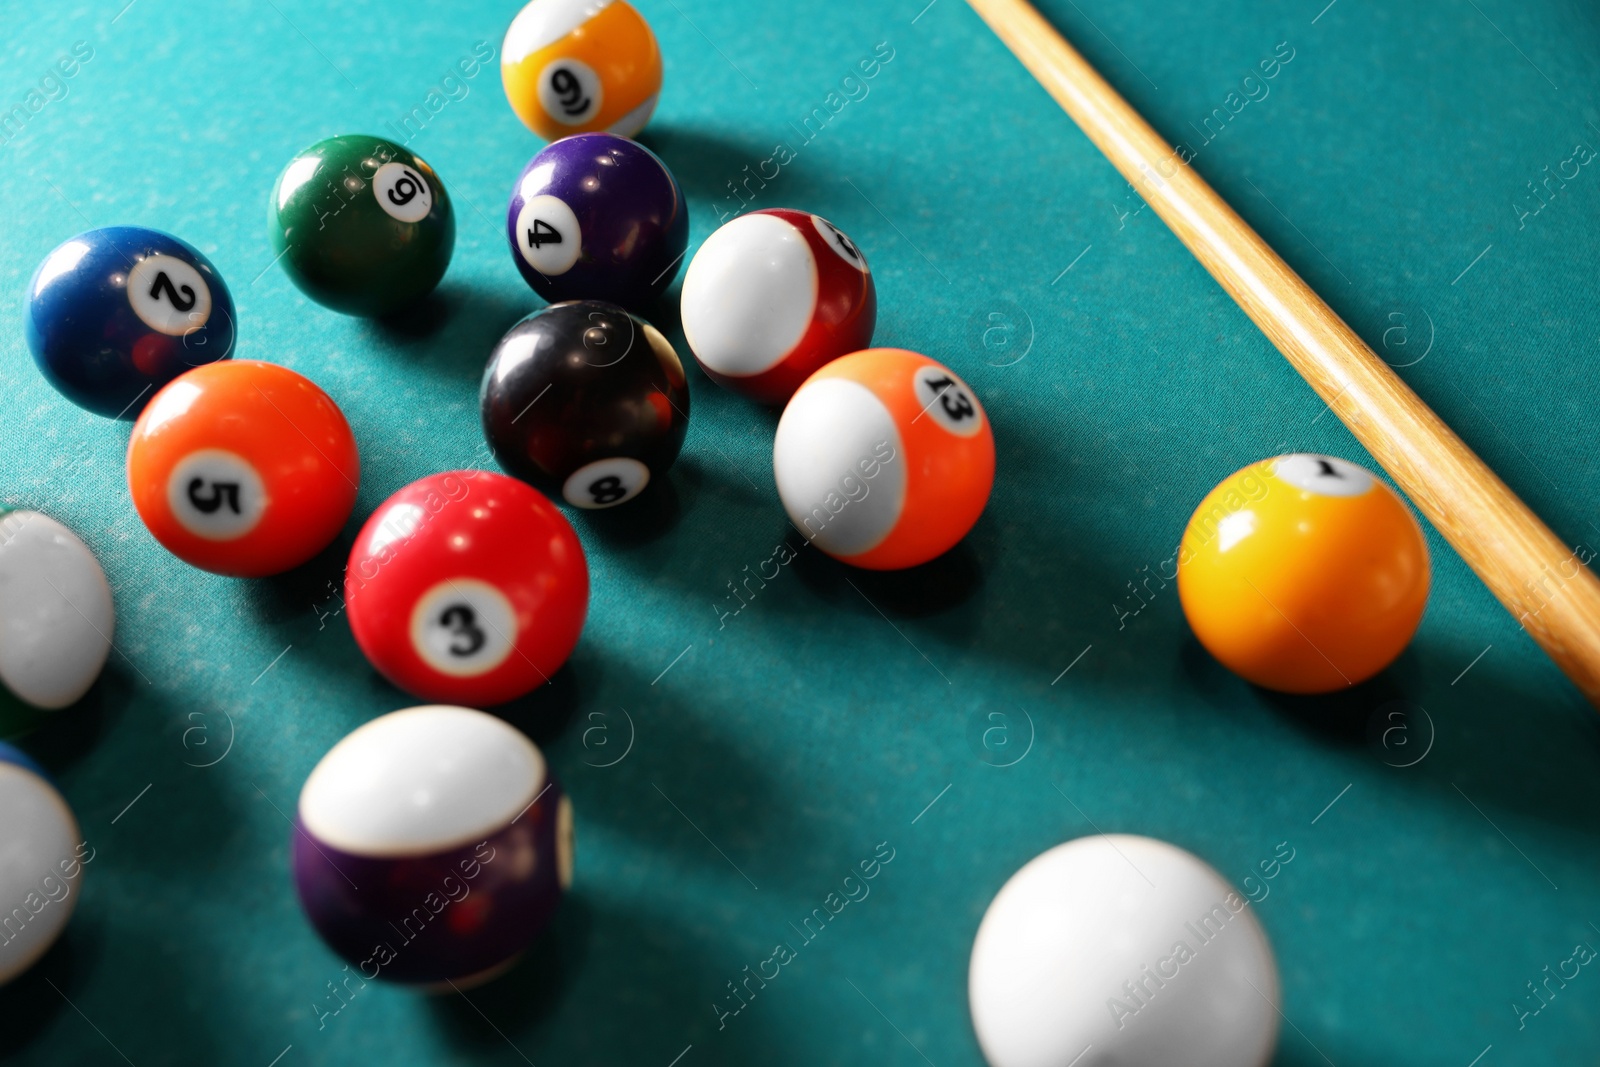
[913,363,986,438]
[774,378,906,558]
[126,254,212,337]
[410,579,518,678]
[1273,453,1374,497]
[0,512,113,710]
[563,457,650,509]
[372,161,434,223]
[515,194,583,277]
[556,794,575,890]
[811,215,869,273]
[299,705,548,858]
[166,450,267,541]
[681,213,818,379]
[969,835,1280,1067]
[0,761,81,984]
[537,57,603,126]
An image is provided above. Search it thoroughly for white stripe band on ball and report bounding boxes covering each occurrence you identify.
[608,92,659,138]
[683,213,817,379]
[774,379,906,558]
[502,0,616,65]
[299,706,547,858]
[0,511,113,710]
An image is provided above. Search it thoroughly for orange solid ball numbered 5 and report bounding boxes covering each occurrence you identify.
[127,360,360,577]
[1177,453,1430,694]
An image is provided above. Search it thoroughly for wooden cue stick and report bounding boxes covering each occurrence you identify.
[966,0,1600,708]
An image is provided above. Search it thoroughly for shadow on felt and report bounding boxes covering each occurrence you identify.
[533,641,826,879]
[637,124,771,207]
[1179,615,1600,840]
[425,895,775,1063]
[0,912,98,1057]
[1,656,137,770]
[239,525,357,627]
[364,282,537,387]
[0,911,230,1065]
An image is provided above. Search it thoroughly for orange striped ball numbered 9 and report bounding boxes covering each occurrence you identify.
[500,0,663,141]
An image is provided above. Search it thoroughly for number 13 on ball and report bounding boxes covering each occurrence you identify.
[774,349,996,570]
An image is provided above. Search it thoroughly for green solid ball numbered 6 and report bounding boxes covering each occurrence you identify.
[268,134,455,318]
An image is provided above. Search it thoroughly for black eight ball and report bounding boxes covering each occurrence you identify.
[480,300,691,509]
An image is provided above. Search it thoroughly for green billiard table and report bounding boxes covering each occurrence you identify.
[3,0,1600,1064]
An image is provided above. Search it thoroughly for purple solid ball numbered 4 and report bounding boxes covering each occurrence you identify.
[506,132,689,311]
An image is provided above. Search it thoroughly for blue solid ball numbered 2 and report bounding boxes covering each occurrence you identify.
[25,226,236,419]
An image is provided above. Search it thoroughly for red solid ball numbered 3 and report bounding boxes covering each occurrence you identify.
[345,470,589,706]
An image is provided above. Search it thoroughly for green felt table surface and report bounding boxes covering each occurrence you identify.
[3,0,1600,1063]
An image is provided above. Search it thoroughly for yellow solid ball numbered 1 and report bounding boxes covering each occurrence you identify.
[1177,453,1430,694]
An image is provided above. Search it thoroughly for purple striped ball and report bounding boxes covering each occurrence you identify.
[292,706,573,986]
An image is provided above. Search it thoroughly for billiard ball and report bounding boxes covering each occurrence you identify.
[25,226,236,419]
[345,471,588,706]
[500,0,662,141]
[1177,453,1430,693]
[774,349,995,569]
[968,835,1280,1067]
[293,705,573,986]
[0,511,114,733]
[480,301,690,510]
[0,742,86,985]
[126,360,360,578]
[681,209,876,404]
[506,132,688,311]
[269,134,455,318]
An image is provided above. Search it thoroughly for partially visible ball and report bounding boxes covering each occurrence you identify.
[0,511,113,733]
[126,360,360,577]
[345,471,589,706]
[25,226,235,419]
[682,209,876,405]
[0,743,85,985]
[774,349,995,570]
[506,132,687,311]
[294,705,573,987]
[969,835,1280,1067]
[481,301,690,510]
[1177,453,1430,693]
[500,0,662,140]
[269,134,455,318]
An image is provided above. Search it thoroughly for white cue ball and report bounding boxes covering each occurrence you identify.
[969,835,1279,1067]
[0,511,114,710]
